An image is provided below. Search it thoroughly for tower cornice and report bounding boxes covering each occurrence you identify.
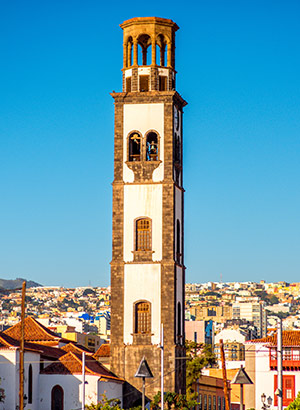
[110,91,187,108]
[120,17,179,32]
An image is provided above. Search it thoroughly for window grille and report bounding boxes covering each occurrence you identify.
[135,302,151,333]
[136,218,151,251]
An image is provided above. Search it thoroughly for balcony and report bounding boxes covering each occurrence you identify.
[270,350,300,369]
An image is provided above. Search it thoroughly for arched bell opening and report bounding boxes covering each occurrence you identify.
[137,34,152,66]
[128,132,142,161]
[146,131,159,161]
[126,36,133,67]
[156,34,167,67]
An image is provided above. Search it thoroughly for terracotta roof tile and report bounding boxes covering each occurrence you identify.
[0,332,21,348]
[94,343,110,358]
[4,317,61,343]
[0,332,66,359]
[61,342,94,356]
[41,352,123,381]
[247,330,300,347]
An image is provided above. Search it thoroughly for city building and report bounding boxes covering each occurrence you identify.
[0,327,123,410]
[190,305,233,324]
[193,375,230,410]
[245,330,300,409]
[185,320,214,345]
[110,16,187,401]
[232,297,267,337]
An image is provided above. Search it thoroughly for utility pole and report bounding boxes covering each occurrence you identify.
[82,351,86,410]
[19,281,26,410]
[161,323,164,410]
[277,319,283,410]
[220,339,230,410]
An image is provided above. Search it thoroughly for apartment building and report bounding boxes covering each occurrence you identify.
[232,297,267,337]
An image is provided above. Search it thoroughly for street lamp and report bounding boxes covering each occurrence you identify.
[261,393,272,410]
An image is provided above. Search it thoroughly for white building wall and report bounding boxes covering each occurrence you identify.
[23,351,40,410]
[215,329,246,344]
[123,184,162,262]
[124,264,161,345]
[0,350,40,410]
[123,103,164,183]
[40,374,107,410]
[253,344,300,409]
[98,380,123,407]
[0,349,17,410]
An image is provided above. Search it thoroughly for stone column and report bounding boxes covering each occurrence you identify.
[151,36,156,66]
[161,43,165,66]
[167,41,172,67]
[123,43,127,69]
[127,42,132,67]
[133,39,138,66]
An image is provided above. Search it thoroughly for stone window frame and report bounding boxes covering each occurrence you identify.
[133,300,152,334]
[145,129,160,162]
[127,129,161,163]
[134,216,152,252]
[127,130,143,162]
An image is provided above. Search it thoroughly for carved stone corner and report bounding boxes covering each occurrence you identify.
[125,160,162,182]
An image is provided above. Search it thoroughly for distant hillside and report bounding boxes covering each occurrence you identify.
[0,278,42,290]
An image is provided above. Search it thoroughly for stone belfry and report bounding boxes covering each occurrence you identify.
[110,17,187,400]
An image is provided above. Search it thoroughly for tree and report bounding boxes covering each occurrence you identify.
[186,341,216,402]
[84,394,122,410]
[287,391,300,410]
[150,391,194,410]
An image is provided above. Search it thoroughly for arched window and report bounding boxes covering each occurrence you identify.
[176,219,181,262]
[135,301,151,334]
[177,302,182,337]
[137,34,151,66]
[136,218,151,251]
[129,132,141,161]
[28,364,32,404]
[146,132,158,161]
[156,34,167,67]
[51,385,64,410]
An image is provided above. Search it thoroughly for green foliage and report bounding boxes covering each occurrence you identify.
[254,291,279,305]
[287,391,300,410]
[150,391,195,410]
[204,291,221,297]
[186,341,216,402]
[84,394,122,410]
[0,387,5,403]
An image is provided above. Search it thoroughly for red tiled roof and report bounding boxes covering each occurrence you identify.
[247,331,300,347]
[41,352,123,381]
[61,342,94,356]
[0,332,22,348]
[4,317,61,343]
[0,332,67,359]
[94,343,110,358]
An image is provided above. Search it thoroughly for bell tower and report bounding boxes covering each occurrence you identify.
[110,17,187,401]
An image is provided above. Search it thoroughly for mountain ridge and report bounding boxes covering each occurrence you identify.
[0,278,42,290]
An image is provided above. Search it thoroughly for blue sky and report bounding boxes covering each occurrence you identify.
[0,0,299,287]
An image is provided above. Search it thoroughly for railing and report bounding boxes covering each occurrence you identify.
[270,350,300,367]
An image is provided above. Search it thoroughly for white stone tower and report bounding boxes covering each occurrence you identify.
[110,17,187,402]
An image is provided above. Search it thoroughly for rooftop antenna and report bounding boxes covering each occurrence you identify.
[220,272,223,284]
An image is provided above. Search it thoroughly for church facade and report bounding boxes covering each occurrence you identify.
[110,17,187,399]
